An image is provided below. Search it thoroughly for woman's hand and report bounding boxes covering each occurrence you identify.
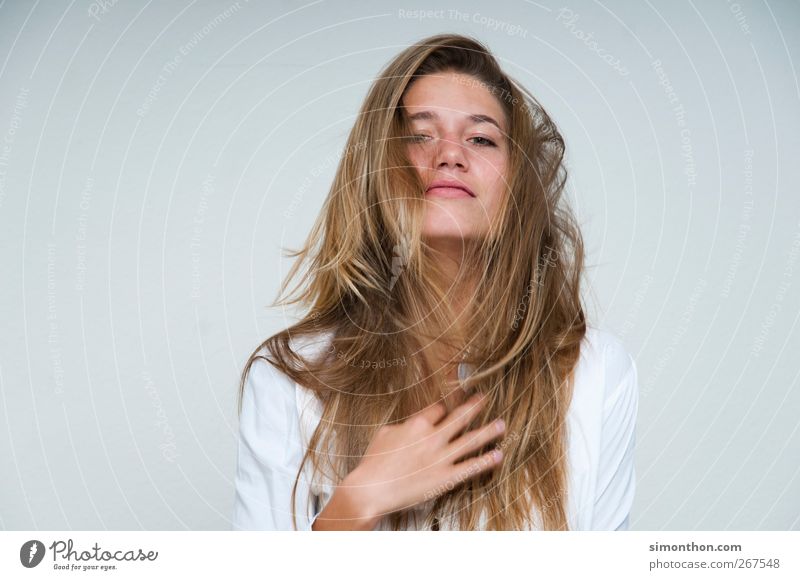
[340,391,506,525]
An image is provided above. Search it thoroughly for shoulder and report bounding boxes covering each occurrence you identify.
[580,326,635,371]
[287,329,335,361]
[242,331,332,430]
[568,325,639,440]
[238,333,331,456]
[240,346,297,426]
[244,330,334,389]
[579,326,638,406]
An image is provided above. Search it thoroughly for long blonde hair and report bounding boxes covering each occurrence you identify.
[238,33,586,530]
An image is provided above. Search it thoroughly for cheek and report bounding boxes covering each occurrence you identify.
[406,147,427,170]
[481,160,507,200]
[479,159,508,210]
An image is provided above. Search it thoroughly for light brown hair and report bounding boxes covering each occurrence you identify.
[239,33,586,530]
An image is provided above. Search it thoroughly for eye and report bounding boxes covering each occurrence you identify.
[469,136,496,147]
[408,134,432,143]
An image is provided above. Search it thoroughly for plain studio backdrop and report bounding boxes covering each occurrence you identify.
[0,0,798,531]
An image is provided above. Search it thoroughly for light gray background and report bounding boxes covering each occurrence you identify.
[1,0,798,531]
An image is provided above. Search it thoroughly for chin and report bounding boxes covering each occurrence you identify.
[421,226,482,243]
[422,212,487,240]
[422,222,467,240]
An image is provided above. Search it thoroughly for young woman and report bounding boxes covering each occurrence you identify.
[232,33,638,531]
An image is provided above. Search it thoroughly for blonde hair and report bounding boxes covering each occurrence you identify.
[238,33,586,530]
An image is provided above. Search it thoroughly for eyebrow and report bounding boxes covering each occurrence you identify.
[406,110,503,132]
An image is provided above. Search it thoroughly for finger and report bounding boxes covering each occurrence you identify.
[445,419,505,462]
[435,393,487,439]
[451,447,503,483]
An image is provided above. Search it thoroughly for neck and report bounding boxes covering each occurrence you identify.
[426,237,476,324]
[423,238,477,394]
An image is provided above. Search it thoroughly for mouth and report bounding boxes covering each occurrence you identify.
[425,180,476,199]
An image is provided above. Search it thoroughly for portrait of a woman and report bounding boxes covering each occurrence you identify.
[232,33,638,531]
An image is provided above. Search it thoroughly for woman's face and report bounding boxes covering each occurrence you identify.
[402,71,509,243]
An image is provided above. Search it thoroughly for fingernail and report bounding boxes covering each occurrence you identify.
[492,449,503,462]
[495,419,505,433]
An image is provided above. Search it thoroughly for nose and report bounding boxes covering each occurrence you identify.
[434,136,467,170]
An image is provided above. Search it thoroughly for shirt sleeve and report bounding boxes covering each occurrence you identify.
[232,354,320,531]
[592,337,639,531]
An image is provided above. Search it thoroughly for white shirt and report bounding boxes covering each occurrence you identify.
[232,325,639,531]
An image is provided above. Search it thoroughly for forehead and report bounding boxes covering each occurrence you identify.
[402,71,507,129]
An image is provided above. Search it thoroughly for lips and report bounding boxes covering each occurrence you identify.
[425,179,476,198]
